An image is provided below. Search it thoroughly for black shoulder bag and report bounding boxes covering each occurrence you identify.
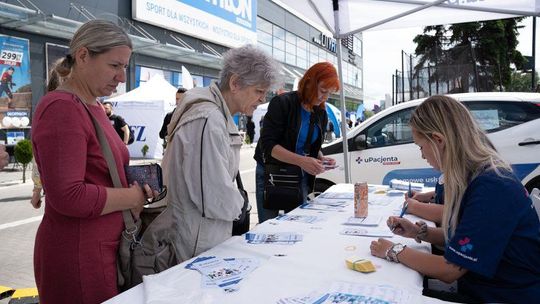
[263,112,316,211]
[232,172,251,236]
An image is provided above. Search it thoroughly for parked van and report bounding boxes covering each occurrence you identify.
[316,92,540,193]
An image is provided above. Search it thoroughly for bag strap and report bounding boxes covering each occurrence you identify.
[235,172,249,223]
[303,112,316,156]
[79,101,137,234]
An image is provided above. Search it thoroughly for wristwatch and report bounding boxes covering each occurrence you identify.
[385,243,406,263]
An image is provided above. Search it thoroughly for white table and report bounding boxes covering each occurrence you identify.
[105,184,447,304]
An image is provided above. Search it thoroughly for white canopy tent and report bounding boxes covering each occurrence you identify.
[274,0,540,182]
[107,75,177,159]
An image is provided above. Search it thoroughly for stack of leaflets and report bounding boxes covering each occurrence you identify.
[343,215,382,227]
[340,227,393,238]
[389,179,423,192]
[185,256,259,292]
[275,214,322,224]
[245,232,303,245]
[277,281,412,304]
[317,192,354,200]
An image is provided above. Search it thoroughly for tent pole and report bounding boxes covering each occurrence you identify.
[333,0,350,183]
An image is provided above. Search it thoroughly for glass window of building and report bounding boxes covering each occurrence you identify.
[353,36,362,57]
[297,38,308,69]
[285,32,296,65]
[273,25,285,41]
[258,17,272,34]
[258,30,272,46]
[309,43,319,66]
[273,49,285,62]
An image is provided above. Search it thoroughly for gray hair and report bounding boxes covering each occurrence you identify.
[54,19,132,78]
[219,44,282,91]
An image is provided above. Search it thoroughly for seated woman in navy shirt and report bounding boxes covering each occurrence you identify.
[369,95,540,304]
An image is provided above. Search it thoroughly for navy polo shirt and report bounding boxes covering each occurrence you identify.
[444,169,540,303]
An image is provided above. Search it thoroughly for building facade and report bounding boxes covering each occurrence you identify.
[0,0,363,144]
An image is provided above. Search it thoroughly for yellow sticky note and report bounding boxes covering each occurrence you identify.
[345,257,376,273]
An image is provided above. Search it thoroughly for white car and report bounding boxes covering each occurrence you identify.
[316,92,540,193]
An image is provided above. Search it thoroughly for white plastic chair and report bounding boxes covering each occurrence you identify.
[531,188,540,220]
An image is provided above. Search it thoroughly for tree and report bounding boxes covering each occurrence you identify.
[413,18,525,92]
[141,144,149,158]
[14,139,33,183]
[507,71,539,92]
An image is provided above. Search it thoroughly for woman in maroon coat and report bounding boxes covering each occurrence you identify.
[32,20,156,303]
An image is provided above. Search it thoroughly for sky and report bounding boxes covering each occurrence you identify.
[362,16,538,110]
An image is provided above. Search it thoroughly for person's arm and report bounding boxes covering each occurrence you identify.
[387,216,446,246]
[405,198,443,224]
[33,100,147,218]
[370,238,467,283]
[159,112,172,139]
[411,190,435,202]
[121,124,130,144]
[0,144,8,170]
[174,111,243,221]
[101,183,150,218]
[271,144,323,176]
[262,94,324,175]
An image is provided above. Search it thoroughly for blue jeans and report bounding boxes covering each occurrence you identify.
[255,162,309,224]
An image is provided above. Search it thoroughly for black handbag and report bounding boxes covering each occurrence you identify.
[263,112,316,211]
[232,173,251,236]
[263,163,304,211]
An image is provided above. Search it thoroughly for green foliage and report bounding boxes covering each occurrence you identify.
[507,71,539,92]
[364,110,374,119]
[141,144,149,158]
[413,18,525,91]
[14,139,33,183]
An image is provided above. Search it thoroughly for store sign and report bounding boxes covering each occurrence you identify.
[313,33,336,53]
[132,0,257,48]
[0,34,32,129]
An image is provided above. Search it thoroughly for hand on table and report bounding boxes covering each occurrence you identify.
[370,238,394,259]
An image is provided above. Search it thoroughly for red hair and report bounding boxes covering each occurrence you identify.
[297,62,339,110]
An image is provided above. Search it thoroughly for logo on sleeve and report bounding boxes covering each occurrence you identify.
[458,237,473,253]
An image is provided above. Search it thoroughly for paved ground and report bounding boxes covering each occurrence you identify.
[0,145,259,303]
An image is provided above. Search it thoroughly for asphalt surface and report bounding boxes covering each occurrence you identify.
[0,145,259,303]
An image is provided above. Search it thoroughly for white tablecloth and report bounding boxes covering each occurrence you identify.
[104,184,447,304]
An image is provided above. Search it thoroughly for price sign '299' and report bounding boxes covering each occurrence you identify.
[0,50,23,66]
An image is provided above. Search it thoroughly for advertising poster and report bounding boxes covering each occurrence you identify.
[0,34,32,131]
[132,0,257,48]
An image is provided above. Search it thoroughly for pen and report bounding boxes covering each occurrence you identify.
[399,201,408,218]
[407,181,413,198]
[391,201,408,232]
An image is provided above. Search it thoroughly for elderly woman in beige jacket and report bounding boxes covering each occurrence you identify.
[163,45,282,262]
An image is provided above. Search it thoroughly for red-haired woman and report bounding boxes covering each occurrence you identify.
[254,62,340,223]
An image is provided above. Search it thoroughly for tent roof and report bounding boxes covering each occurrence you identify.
[107,74,177,109]
[273,0,539,37]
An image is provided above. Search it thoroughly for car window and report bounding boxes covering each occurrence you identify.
[365,108,414,148]
[463,100,540,133]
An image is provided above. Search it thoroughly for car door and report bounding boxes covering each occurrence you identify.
[347,106,441,186]
[463,100,540,189]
